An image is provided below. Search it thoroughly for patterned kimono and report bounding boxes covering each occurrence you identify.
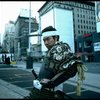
[38,41,74,80]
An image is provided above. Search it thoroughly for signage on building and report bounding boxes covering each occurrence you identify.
[95,2,100,22]
[95,2,100,32]
[83,34,92,38]
[94,42,100,51]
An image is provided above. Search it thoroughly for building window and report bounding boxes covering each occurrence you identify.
[83,15,85,18]
[81,30,83,34]
[81,25,83,29]
[78,25,80,28]
[86,21,88,24]
[92,26,94,30]
[89,26,91,29]
[78,30,80,34]
[87,26,88,29]
[81,19,82,23]
[83,20,85,24]
[91,16,93,20]
[77,14,79,17]
[78,19,79,22]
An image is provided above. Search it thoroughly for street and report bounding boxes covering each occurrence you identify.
[0,64,34,91]
[0,62,100,99]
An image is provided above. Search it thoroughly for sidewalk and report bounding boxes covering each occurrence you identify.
[0,61,100,98]
[0,61,42,99]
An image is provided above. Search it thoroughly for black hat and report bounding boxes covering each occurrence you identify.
[42,26,56,33]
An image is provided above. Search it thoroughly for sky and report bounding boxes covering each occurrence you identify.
[0,1,46,43]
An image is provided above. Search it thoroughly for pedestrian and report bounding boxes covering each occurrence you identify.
[2,54,5,63]
[25,26,87,99]
[5,56,10,65]
[4,54,7,64]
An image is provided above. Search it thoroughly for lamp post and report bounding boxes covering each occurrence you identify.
[26,1,33,69]
[27,1,31,55]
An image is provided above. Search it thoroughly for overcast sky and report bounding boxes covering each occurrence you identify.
[0,1,46,43]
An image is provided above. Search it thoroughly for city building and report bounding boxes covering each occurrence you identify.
[14,15,39,60]
[2,21,15,53]
[38,1,96,53]
[77,32,100,62]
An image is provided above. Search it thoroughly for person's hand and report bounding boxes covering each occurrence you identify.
[40,79,50,84]
[33,79,42,90]
[75,52,82,58]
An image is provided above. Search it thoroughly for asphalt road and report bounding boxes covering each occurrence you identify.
[0,65,34,91]
[0,64,100,99]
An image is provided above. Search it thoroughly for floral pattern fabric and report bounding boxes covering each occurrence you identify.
[49,41,73,62]
[45,41,73,73]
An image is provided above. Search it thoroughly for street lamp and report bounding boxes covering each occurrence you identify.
[27,1,31,55]
[26,1,33,69]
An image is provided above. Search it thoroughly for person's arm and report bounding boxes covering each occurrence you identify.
[39,43,75,88]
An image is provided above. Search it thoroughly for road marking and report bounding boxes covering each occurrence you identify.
[15,74,22,78]
[14,73,32,77]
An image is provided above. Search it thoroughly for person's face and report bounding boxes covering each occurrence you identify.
[43,36,56,49]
